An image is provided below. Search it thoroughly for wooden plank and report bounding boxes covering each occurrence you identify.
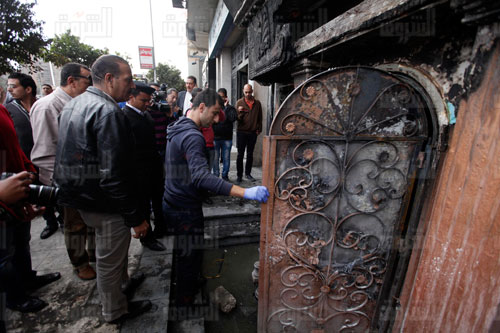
[398,42,500,332]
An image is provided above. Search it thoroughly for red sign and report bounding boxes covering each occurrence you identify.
[139,46,154,69]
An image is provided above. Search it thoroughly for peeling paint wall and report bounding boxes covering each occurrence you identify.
[395,41,500,333]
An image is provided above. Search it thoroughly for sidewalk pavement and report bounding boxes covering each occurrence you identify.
[5,219,173,333]
[4,156,264,333]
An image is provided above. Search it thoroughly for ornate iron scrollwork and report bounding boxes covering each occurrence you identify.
[263,67,428,332]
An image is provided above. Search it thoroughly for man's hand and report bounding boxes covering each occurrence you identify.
[132,220,149,239]
[21,203,45,221]
[244,186,270,203]
[0,171,34,204]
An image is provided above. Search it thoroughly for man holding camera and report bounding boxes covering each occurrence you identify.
[30,63,96,280]
[147,87,179,160]
[123,83,166,251]
[145,87,178,238]
[54,55,152,323]
[1,103,61,318]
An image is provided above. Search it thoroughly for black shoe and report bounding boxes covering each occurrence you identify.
[222,175,229,181]
[7,296,47,313]
[109,300,152,324]
[123,272,146,300]
[27,272,61,291]
[141,238,166,252]
[40,225,58,239]
[236,177,242,184]
[203,197,213,205]
[153,228,167,238]
[245,174,256,181]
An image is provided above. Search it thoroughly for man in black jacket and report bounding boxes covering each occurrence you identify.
[54,55,152,324]
[213,88,237,180]
[176,75,197,116]
[122,83,166,252]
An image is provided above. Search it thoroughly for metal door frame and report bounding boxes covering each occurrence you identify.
[258,66,443,332]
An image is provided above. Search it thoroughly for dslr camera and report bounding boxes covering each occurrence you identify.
[150,83,171,114]
[1,172,59,207]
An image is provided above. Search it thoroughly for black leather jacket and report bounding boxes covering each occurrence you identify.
[53,87,143,227]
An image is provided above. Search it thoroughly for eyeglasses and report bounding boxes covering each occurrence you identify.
[74,75,92,84]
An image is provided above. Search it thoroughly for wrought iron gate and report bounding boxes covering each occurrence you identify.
[258,67,430,332]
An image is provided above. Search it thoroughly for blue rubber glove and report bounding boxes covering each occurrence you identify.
[244,186,270,203]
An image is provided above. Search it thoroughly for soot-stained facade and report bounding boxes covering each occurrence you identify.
[184,0,500,331]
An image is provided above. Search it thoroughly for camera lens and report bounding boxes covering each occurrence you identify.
[28,184,59,206]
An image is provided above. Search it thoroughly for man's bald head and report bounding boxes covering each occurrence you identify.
[243,84,253,101]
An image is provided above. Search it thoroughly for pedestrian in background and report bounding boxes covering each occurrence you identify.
[30,62,97,281]
[213,88,237,181]
[235,84,262,184]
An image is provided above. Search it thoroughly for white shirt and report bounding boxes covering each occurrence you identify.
[183,91,192,112]
[126,103,144,116]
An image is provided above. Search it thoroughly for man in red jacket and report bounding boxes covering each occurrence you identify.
[0,104,61,319]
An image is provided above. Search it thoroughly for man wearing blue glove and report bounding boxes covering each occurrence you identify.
[163,88,269,318]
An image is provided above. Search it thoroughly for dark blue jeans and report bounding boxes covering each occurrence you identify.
[213,139,232,178]
[163,200,204,306]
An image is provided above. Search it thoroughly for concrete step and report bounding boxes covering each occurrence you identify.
[203,196,261,246]
[204,155,263,246]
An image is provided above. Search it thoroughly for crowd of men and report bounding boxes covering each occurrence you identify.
[0,55,268,328]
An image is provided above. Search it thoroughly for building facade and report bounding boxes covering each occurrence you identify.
[179,0,500,331]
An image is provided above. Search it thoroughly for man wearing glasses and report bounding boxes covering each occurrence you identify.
[54,55,151,324]
[30,63,97,280]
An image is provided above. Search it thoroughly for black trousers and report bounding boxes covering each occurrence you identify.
[43,205,62,229]
[236,131,257,179]
[0,219,36,305]
[150,181,166,237]
[163,200,204,306]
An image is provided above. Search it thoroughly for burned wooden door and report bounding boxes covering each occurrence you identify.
[259,67,429,332]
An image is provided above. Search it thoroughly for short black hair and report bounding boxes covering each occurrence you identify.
[42,83,52,88]
[150,82,160,88]
[8,72,37,97]
[130,82,155,97]
[60,63,90,87]
[187,75,197,85]
[217,88,227,97]
[91,55,129,85]
[192,88,223,109]
[190,87,203,103]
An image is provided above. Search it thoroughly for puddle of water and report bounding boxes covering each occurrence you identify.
[202,243,259,333]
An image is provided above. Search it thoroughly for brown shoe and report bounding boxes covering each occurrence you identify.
[76,265,96,280]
